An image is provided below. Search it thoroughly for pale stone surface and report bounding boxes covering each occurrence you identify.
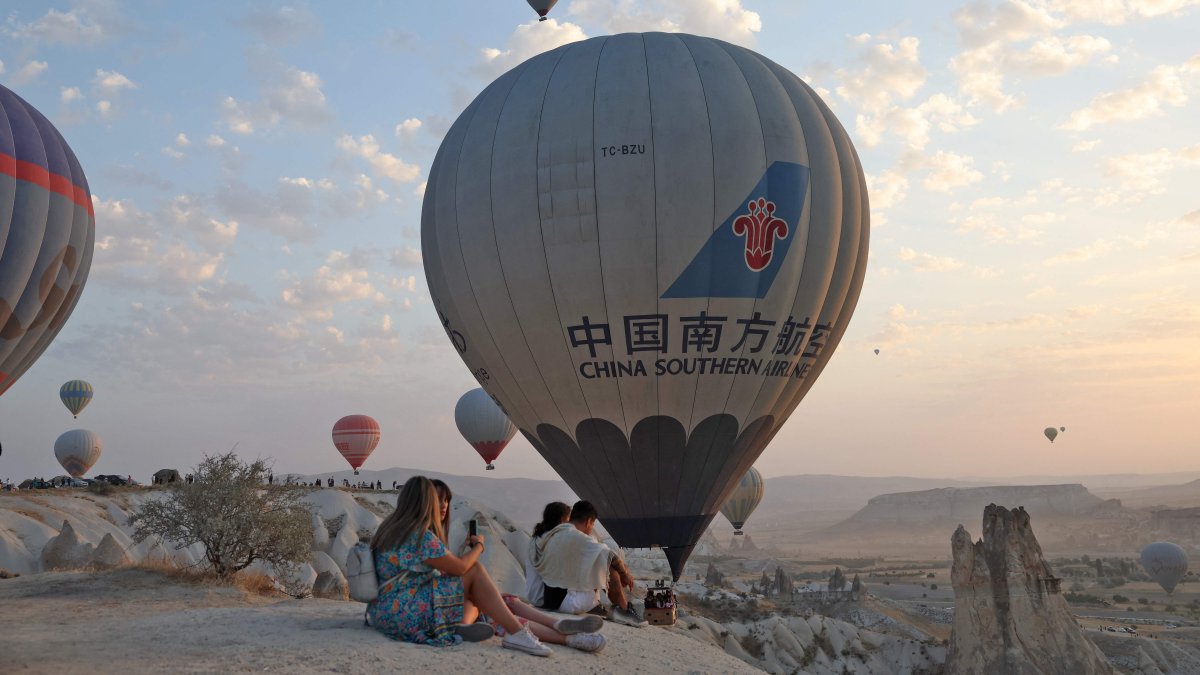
[40,520,95,570]
[947,504,1117,675]
[91,533,129,569]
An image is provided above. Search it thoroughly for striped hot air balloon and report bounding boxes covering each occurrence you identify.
[332,415,380,475]
[0,85,96,397]
[720,467,765,535]
[59,379,93,418]
[54,428,102,478]
[455,388,518,470]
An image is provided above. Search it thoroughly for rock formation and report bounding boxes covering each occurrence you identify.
[947,504,1116,675]
[40,520,96,570]
[91,533,129,569]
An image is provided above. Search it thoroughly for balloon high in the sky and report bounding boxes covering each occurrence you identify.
[59,379,93,418]
[332,415,380,475]
[455,388,517,470]
[720,467,765,535]
[54,428,101,478]
[526,0,558,21]
[422,33,869,579]
[873,348,880,355]
[0,85,96,397]
[1060,426,1065,432]
[1140,542,1188,594]
[1044,427,1058,443]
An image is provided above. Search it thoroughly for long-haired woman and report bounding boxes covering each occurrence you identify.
[369,477,605,654]
[526,502,570,607]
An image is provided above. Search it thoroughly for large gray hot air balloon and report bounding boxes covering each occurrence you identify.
[422,33,868,579]
[1140,541,1188,594]
[0,85,95,397]
[1044,427,1058,443]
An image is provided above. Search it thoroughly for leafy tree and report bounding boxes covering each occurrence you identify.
[130,452,312,579]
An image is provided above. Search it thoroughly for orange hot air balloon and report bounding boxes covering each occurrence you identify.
[332,415,380,475]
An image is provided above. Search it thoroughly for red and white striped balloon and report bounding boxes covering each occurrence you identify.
[455,388,517,470]
[332,415,380,475]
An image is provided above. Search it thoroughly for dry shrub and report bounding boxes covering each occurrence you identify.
[234,569,284,597]
[11,509,48,525]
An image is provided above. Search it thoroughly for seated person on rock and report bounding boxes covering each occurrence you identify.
[531,500,647,627]
[525,501,571,608]
[368,476,605,655]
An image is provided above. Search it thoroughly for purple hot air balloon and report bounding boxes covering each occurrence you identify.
[0,85,95,397]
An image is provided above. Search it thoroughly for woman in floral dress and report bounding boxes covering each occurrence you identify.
[367,476,606,655]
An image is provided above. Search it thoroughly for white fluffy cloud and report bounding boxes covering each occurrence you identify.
[1045,0,1200,24]
[280,250,389,322]
[94,68,135,94]
[11,60,48,85]
[479,19,588,77]
[565,0,760,45]
[336,135,420,185]
[5,7,108,45]
[921,151,984,192]
[394,118,422,137]
[898,247,965,272]
[836,35,927,112]
[1060,56,1200,130]
[221,66,332,134]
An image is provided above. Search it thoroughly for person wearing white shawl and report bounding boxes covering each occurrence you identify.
[530,500,647,627]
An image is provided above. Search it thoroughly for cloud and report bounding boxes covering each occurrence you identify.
[394,118,422,137]
[239,5,320,44]
[205,134,226,147]
[96,100,112,117]
[1044,239,1116,264]
[94,68,135,94]
[10,60,48,85]
[864,169,908,225]
[1072,139,1101,152]
[1045,0,1200,24]
[565,0,760,45]
[1061,57,1199,130]
[390,246,423,268]
[280,250,389,322]
[1102,145,1200,195]
[479,19,588,77]
[215,179,322,243]
[836,35,927,112]
[898,247,965,272]
[336,134,420,184]
[922,151,984,192]
[5,7,108,45]
[221,64,332,134]
[60,86,83,103]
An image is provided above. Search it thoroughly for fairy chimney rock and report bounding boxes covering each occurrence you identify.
[947,504,1116,675]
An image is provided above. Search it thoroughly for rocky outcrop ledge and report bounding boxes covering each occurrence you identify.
[947,504,1116,675]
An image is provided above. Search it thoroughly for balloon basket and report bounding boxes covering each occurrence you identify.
[486,464,495,470]
[734,530,744,535]
[353,470,360,475]
[644,580,677,626]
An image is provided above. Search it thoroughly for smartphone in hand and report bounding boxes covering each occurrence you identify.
[468,519,478,537]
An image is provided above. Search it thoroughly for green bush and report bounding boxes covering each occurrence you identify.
[1112,594,1129,603]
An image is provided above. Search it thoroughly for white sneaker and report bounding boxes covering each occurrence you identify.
[502,625,553,657]
[566,632,607,653]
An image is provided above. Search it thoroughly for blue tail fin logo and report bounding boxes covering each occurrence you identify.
[662,161,809,299]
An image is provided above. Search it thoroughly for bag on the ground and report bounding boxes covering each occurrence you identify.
[346,542,380,603]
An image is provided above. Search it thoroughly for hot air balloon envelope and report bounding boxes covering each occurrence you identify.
[54,429,102,478]
[332,415,380,474]
[455,388,517,470]
[0,85,96,397]
[1044,427,1058,443]
[422,33,868,579]
[526,0,558,20]
[1060,426,1065,432]
[1140,541,1188,594]
[60,379,93,417]
[720,467,765,534]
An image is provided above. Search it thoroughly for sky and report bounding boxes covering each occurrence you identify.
[1,0,1198,484]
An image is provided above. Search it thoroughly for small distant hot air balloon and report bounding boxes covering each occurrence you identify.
[455,388,517,470]
[1044,427,1057,443]
[59,379,93,418]
[1141,542,1188,594]
[720,467,765,535]
[332,415,380,475]
[873,348,880,355]
[1059,426,1065,432]
[54,429,101,478]
[526,0,558,21]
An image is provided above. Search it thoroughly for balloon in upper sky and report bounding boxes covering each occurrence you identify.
[526,0,558,21]
[1044,427,1057,443]
[422,33,869,579]
[720,467,765,535]
[455,388,517,470]
[1140,541,1188,594]
[332,415,380,475]
[873,348,880,355]
[1060,426,1065,432]
[0,85,96,398]
[59,379,93,418]
[54,428,102,478]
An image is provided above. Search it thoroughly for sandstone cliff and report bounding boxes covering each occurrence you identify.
[947,504,1116,675]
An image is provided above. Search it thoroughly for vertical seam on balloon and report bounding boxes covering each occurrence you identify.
[534,36,631,518]
[668,34,719,526]
[447,64,545,445]
[637,32,660,520]
[494,41,609,501]
[700,39,773,515]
